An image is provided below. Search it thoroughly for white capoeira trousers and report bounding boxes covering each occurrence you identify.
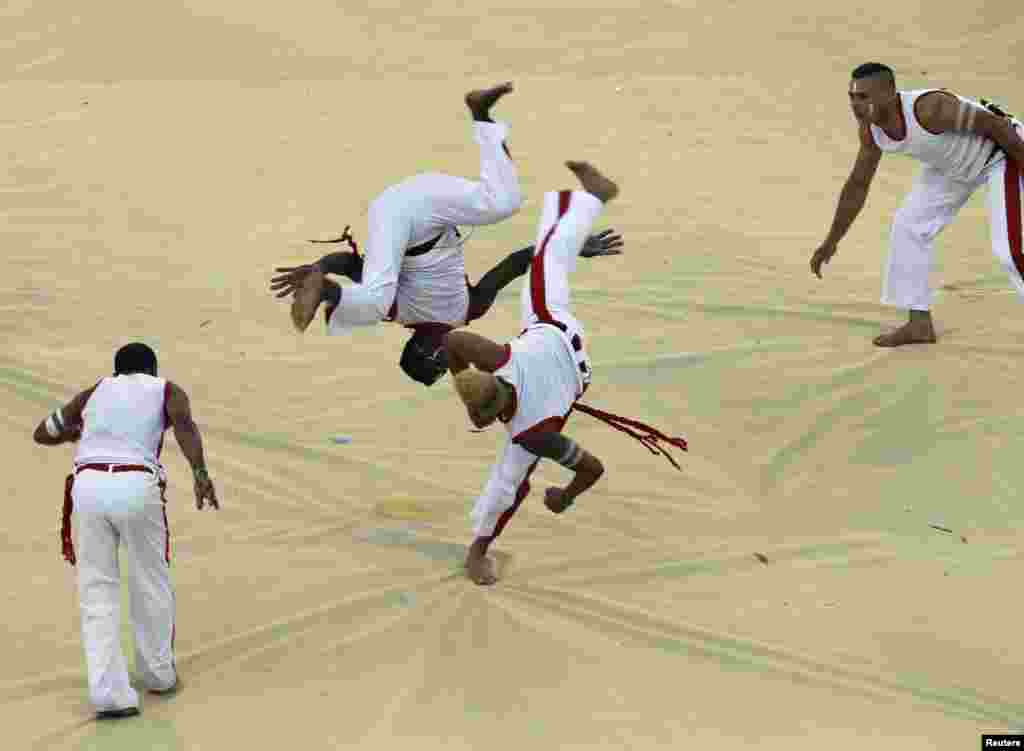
[72,467,176,712]
[470,190,604,540]
[882,154,1024,311]
[521,190,604,329]
[327,120,522,332]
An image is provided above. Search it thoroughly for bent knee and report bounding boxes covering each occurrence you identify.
[488,190,523,221]
[892,209,945,244]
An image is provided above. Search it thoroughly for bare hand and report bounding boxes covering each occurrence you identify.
[193,468,219,510]
[543,486,574,514]
[465,552,497,585]
[270,263,318,299]
[810,242,837,279]
[580,229,624,258]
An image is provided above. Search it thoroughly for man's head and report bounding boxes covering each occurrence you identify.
[114,342,158,376]
[453,368,511,429]
[849,62,898,124]
[399,330,450,386]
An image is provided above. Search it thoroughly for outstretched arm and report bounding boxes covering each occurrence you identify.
[466,246,534,322]
[313,227,364,281]
[811,123,882,278]
[467,230,624,322]
[270,251,363,299]
[33,385,95,446]
[445,331,509,375]
[271,226,366,298]
[516,429,605,511]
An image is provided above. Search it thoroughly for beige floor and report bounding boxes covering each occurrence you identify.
[3,1,1023,749]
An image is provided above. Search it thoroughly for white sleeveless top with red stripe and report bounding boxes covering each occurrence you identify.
[494,325,581,441]
[869,89,1003,182]
[74,374,169,469]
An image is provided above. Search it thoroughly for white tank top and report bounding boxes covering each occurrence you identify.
[495,325,580,441]
[869,89,1002,182]
[74,374,169,468]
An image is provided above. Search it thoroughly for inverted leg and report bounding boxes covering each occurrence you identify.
[522,189,605,327]
[422,84,522,227]
[323,87,522,335]
[422,83,522,226]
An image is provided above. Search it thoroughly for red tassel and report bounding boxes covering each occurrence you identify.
[61,473,76,566]
[574,403,688,470]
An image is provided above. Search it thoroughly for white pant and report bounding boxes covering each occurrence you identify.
[327,120,522,333]
[471,190,604,540]
[882,151,1024,311]
[520,190,604,327]
[72,467,176,712]
[519,189,602,392]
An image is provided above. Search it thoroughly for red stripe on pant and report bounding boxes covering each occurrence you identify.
[165,507,176,666]
[61,474,76,565]
[162,506,171,565]
[1005,160,1024,279]
[529,191,572,323]
[485,460,540,543]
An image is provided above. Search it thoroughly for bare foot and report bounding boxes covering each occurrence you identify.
[465,82,514,121]
[873,320,937,347]
[566,161,619,203]
[290,270,325,332]
[465,550,497,586]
